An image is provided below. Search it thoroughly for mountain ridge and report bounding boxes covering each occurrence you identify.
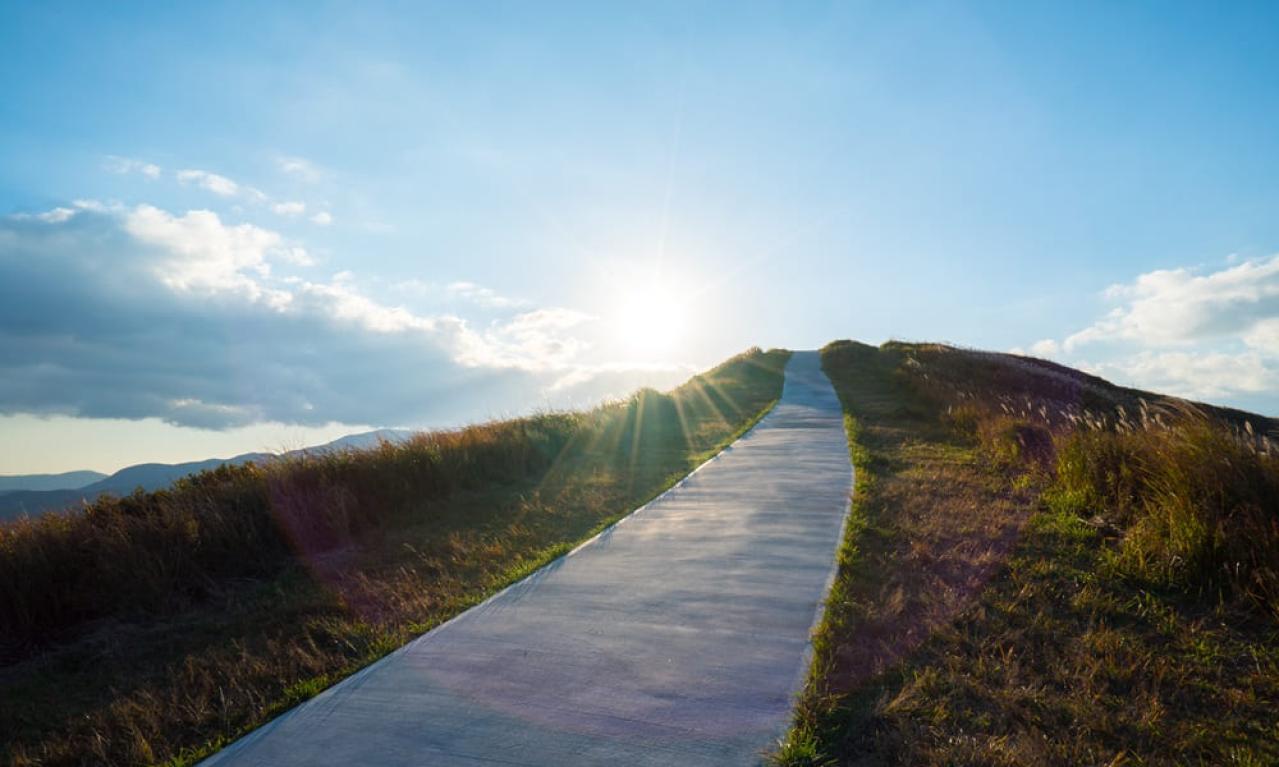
[0,470,107,494]
[0,429,412,521]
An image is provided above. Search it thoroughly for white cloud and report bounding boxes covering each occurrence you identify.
[446,280,525,309]
[1026,254,1279,410]
[1243,317,1279,354]
[10,207,77,223]
[176,169,240,197]
[278,247,315,267]
[390,279,528,312]
[272,201,306,217]
[1065,255,1279,351]
[173,170,311,217]
[213,236,550,368]
[276,155,323,183]
[124,205,291,307]
[71,198,119,213]
[38,208,77,223]
[167,398,258,426]
[1085,351,1274,399]
[293,279,438,335]
[1028,338,1059,357]
[310,211,333,226]
[391,278,434,294]
[457,308,593,371]
[0,201,690,429]
[104,155,161,179]
[243,187,270,204]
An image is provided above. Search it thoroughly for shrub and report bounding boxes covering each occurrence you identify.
[1112,418,1279,613]
[1048,429,1151,523]
[1040,414,1279,615]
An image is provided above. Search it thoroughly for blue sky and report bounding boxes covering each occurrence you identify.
[3,1,1278,473]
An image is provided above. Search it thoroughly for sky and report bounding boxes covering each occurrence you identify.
[3,1,1279,473]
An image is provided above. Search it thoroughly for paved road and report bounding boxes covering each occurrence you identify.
[202,351,853,766]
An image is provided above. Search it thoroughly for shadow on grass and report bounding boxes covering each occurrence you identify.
[774,340,1279,766]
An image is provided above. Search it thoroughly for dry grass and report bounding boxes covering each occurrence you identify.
[774,341,1037,764]
[776,340,1279,766]
[1051,414,1279,614]
[0,347,789,767]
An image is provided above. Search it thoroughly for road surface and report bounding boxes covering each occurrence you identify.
[202,350,853,766]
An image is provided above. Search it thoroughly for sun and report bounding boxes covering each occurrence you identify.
[613,282,688,360]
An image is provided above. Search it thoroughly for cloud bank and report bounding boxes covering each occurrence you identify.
[1021,255,1279,408]
[1063,256,1279,352]
[0,203,688,429]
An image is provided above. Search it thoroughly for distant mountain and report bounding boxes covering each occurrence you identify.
[94,454,272,495]
[0,470,107,494]
[0,429,415,523]
[310,429,412,452]
[0,454,268,522]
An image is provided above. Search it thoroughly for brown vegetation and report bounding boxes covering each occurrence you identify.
[777,340,1279,766]
[1,348,789,767]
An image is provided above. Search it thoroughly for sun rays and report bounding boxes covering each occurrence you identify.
[531,349,779,503]
[529,349,776,493]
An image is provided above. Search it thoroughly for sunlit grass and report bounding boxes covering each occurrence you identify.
[0,347,789,767]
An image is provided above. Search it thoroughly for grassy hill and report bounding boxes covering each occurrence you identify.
[777,341,1278,766]
[0,348,789,767]
[5,341,1275,766]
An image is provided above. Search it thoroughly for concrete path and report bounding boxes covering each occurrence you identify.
[202,351,853,766]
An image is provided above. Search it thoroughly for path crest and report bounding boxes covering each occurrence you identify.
[202,350,853,766]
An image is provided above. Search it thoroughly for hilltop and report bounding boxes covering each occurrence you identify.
[780,341,1278,766]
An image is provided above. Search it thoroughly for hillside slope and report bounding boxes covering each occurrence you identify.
[0,348,788,767]
[778,341,1278,766]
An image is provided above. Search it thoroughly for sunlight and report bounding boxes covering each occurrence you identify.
[612,281,688,361]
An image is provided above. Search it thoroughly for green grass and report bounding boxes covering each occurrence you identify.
[1049,417,1279,613]
[776,340,1279,766]
[0,347,789,767]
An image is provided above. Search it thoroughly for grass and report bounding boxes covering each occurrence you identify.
[776,340,1279,766]
[1049,414,1279,613]
[0,347,790,767]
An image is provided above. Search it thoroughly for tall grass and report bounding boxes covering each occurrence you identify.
[3,348,789,766]
[0,416,581,657]
[1051,413,1279,614]
[0,347,788,661]
[892,342,1279,616]
[777,340,1279,766]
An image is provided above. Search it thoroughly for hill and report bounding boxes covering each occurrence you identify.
[0,470,106,494]
[778,341,1278,766]
[5,342,1274,766]
[0,348,789,766]
[0,430,412,522]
